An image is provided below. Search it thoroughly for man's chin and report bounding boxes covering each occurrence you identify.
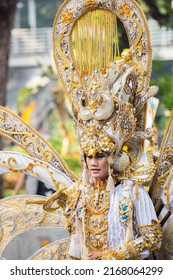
[91,173,100,178]
[91,174,105,180]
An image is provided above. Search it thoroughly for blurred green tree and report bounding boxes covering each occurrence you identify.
[138,0,173,27]
[151,60,173,142]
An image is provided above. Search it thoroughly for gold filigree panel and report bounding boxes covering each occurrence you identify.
[0,195,66,256]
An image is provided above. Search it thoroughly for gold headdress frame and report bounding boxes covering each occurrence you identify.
[53,0,154,157]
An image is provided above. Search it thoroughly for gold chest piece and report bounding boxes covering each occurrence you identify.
[85,182,109,252]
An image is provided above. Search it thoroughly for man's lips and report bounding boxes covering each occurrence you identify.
[91,169,100,172]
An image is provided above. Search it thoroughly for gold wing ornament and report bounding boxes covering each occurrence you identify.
[150,110,173,259]
[28,238,69,260]
[0,105,77,183]
[0,195,69,259]
[0,107,75,259]
[0,151,73,191]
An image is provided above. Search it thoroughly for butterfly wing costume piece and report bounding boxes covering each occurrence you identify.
[0,105,74,259]
[0,194,68,259]
[0,105,77,183]
[0,0,172,259]
[150,111,173,259]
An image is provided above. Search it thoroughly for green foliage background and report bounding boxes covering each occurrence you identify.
[151,60,173,143]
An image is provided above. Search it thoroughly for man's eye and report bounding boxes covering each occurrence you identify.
[96,154,106,158]
[87,156,93,159]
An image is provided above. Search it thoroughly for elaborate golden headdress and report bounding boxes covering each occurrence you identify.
[53,0,158,161]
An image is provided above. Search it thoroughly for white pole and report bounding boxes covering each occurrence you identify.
[28,0,37,29]
[28,0,37,52]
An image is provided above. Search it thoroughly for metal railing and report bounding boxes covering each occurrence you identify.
[9,19,173,59]
[11,27,52,55]
[148,18,173,47]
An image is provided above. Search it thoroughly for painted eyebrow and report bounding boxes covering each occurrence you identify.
[86,153,106,158]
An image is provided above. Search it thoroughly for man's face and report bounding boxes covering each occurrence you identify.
[86,153,109,180]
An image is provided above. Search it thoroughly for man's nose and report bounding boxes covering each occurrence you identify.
[91,157,97,165]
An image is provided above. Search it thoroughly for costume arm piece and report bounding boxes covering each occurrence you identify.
[43,182,80,211]
[43,186,68,211]
[43,182,81,234]
[100,220,162,260]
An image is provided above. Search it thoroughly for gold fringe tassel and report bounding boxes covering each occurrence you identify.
[71,9,119,76]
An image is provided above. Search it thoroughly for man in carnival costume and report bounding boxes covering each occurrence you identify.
[42,0,163,260]
[0,0,172,260]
